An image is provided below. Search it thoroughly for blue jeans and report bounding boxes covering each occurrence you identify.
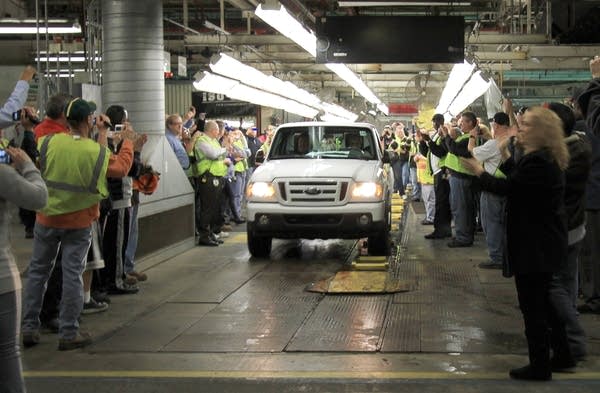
[480,191,506,265]
[550,242,587,359]
[232,171,246,219]
[0,291,25,393]
[401,161,410,192]
[421,184,435,222]
[22,223,91,340]
[410,167,421,199]
[124,204,139,274]
[449,175,475,244]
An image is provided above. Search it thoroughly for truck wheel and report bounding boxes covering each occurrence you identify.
[368,230,391,256]
[247,230,272,258]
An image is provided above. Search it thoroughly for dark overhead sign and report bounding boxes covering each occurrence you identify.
[316,16,465,64]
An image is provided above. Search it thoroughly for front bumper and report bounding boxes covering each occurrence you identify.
[246,202,386,239]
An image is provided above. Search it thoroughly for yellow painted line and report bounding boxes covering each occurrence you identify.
[22,370,600,380]
[224,233,247,243]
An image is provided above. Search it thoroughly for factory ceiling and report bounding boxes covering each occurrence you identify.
[3,0,600,115]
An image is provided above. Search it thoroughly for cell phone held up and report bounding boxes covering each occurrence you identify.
[0,148,11,164]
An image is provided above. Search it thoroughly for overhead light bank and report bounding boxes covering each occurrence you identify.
[203,52,358,121]
[0,18,81,34]
[255,2,388,116]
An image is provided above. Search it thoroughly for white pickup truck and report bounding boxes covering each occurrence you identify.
[245,122,393,257]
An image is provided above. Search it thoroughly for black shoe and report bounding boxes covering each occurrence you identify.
[91,290,111,304]
[198,238,219,247]
[478,261,502,269]
[551,357,577,372]
[509,364,551,381]
[22,331,41,347]
[424,231,451,239]
[81,298,109,315]
[234,218,246,224]
[447,239,473,248]
[25,228,34,239]
[421,219,434,225]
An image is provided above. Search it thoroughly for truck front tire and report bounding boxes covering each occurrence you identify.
[247,228,272,258]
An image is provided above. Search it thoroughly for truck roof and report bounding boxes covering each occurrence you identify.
[276,122,378,130]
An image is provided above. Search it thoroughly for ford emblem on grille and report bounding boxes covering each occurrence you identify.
[304,187,322,195]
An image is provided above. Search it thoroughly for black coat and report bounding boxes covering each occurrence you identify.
[478,149,567,275]
[564,132,592,230]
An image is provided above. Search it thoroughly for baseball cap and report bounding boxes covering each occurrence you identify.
[492,112,510,126]
[64,98,97,121]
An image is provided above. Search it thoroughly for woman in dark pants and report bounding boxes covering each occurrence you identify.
[463,106,572,381]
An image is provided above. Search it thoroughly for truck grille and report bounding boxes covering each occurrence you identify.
[278,179,349,205]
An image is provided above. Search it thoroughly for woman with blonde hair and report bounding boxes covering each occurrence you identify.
[462,106,571,381]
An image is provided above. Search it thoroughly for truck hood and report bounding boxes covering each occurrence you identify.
[251,159,381,182]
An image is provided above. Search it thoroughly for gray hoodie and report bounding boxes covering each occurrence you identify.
[0,160,47,294]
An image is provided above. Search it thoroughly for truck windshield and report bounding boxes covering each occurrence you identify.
[268,126,377,160]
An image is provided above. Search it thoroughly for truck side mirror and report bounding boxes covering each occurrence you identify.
[255,149,265,165]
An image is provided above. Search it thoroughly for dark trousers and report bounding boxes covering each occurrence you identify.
[433,171,452,235]
[191,177,202,234]
[198,174,224,240]
[18,208,35,231]
[515,273,572,372]
[100,208,130,290]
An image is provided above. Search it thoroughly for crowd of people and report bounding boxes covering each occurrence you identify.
[1,54,600,391]
[380,56,599,381]
[164,111,269,247]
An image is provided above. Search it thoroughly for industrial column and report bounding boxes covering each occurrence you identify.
[102,0,195,258]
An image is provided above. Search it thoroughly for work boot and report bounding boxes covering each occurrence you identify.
[58,331,92,351]
[22,331,41,348]
[509,364,551,381]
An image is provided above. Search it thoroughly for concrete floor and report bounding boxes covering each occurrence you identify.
[10,202,600,393]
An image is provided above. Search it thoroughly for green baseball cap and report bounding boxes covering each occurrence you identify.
[64,98,97,121]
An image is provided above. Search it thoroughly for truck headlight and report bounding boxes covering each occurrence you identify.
[246,182,276,201]
[350,182,383,201]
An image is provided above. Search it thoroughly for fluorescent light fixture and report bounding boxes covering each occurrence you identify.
[325,63,381,104]
[193,71,319,119]
[210,53,322,107]
[447,71,491,116]
[35,51,101,62]
[435,60,475,114]
[338,1,470,6]
[320,102,359,122]
[377,103,389,115]
[255,3,316,56]
[255,2,385,110]
[193,71,239,94]
[0,18,81,34]
[36,56,86,62]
